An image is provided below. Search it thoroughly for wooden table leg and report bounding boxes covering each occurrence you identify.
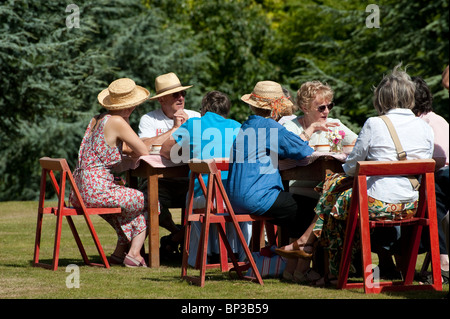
[148,174,160,268]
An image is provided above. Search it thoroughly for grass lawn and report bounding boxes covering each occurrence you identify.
[0,201,447,303]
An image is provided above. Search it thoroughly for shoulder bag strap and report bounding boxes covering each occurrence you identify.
[379,115,420,191]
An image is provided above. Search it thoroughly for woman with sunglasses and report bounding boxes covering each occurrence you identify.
[277,81,358,284]
[283,81,357,149]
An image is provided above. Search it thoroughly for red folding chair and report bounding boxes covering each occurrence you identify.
[337,159,442,293]
[33,157,121,270]
[181,159,276,287]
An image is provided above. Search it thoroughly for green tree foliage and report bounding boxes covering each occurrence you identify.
[272,0,449,131]
[0,0,208,200]
[145,0,280,122]
[0,0,448,200]
[0,0,113,200]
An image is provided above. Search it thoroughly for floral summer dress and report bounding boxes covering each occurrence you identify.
[312,172,418,276]
[70,114,148,245]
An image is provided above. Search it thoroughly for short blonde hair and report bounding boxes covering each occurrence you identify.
[295,81,334,112]
[373,64,416,115]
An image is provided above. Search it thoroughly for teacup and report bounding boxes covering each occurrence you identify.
[150,144,162,155]
[314,144,330,152]
[343,144,355,155]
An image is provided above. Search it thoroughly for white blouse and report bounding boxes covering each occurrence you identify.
[343,109,434,203]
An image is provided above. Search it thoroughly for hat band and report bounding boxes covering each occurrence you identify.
[155,83,183,95]
[109,89,138,105]
[250,93,288,119]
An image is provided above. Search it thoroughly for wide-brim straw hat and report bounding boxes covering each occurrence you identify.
[241,81,293,118]
[98,78,150,110]
[149,72,193,100]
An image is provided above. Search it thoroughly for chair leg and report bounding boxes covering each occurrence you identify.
[33,211,44,267]
[82,214,110,268]
[52,211,64,271]
[198,215,211,288]
[359,209,378,293]
[356,177,378,294]
[66,216,90,266]
[429,232,443,291]
[181,220,191,278]
[218,222,229,272]
[426,180,443,291]
[401,224,423,285]
[228,218,264,285]
[337,189,360,289]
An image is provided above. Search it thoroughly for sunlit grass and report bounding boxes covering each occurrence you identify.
[0,201,447,300]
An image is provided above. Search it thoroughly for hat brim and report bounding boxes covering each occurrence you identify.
[241,94,293,110]
[98,86,150,110]
[149,85,193,100]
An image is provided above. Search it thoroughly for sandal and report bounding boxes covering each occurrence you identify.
[123,254,147,268]
[275,241,313,260]
[293,268,321,285]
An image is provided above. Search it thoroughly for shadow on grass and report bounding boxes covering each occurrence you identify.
[25,256,107,269]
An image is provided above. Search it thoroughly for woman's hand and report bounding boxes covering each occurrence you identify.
[311,121,339,133]
[301,121,340,141]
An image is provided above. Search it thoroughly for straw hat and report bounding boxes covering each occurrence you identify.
[98,78,150,110]
[241,81,293,119]
[149,72,193,100]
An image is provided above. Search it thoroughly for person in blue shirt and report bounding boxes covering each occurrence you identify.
[161,90,247,266]
[225,81,337,260]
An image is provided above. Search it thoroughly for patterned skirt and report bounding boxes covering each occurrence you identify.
[312,173,418,276]
[71,169,150,245]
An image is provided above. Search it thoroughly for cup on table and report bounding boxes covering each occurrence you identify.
[314,144,330,153]
[343,144,355,155]
[150,144,162,155]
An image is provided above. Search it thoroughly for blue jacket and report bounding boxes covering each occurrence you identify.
[226,115,313,215]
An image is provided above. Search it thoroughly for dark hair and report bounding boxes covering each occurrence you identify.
[411,76,433,116]
[201,91,231,117]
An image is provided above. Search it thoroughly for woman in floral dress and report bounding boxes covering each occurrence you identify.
[70,78,151,268]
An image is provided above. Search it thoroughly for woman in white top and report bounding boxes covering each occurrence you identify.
[283,81,358,198]
[275,65,434,285]
[275,81,358,283]
[283,81,357,148]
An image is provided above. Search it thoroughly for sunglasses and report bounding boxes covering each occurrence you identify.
[316,102,334,112]
[172,90,186,98]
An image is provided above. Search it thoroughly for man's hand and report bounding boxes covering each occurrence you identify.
[173,109,189,129]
